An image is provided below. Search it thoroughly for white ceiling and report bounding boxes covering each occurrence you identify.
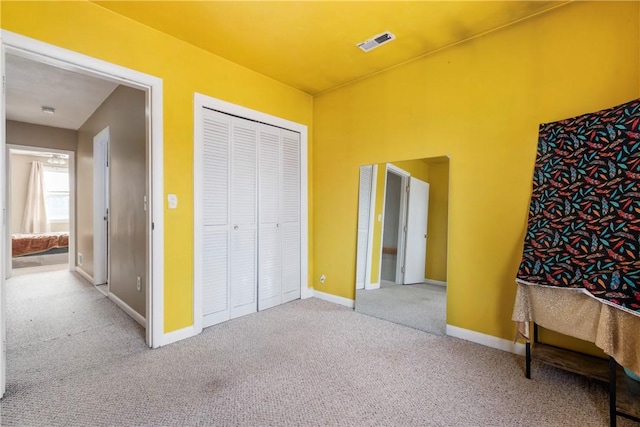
[5,54,119,130]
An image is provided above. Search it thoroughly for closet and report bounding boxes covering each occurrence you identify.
[200,108,301,328]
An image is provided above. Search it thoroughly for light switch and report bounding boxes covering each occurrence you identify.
[378,214,382,222]
[168,194,178,209]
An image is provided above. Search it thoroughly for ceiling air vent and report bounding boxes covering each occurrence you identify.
[357,31,396,52]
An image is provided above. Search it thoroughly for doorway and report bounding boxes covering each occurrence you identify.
[7,146,75,276]
[0,31,165,398]
[381,167,407,283]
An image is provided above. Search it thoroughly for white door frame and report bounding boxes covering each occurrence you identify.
[379,163,410,285]
[93,127,110,287]
[355,164,377,290]
[364,164,377,290]
[0,30,165,366]
[193,93,311,335]
[6,144,76,276]
[0,35,6,399]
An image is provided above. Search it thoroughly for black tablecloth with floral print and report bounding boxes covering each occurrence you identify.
[517,98,640,317]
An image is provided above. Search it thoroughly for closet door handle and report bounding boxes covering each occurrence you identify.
[276,223,280,228]
[233,225,239,230]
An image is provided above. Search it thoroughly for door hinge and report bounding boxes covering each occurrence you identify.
[401,266,405,273]
[152,222,155,231]
[406,185,410,192]
[404,225,407,233]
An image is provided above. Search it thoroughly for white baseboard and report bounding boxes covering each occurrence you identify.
[108,291,147,328]
[161,325,197,347]
[301,284,314,299]
[446,324,526,356]
[313,290,355,308]
[75,267,93,284]
[424,278,447,287]
[364,282,380,290]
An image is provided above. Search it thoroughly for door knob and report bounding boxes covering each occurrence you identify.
[234,225,239,230]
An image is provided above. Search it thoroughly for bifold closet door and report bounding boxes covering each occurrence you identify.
[257,124,282,310]
[229,119,258,319]
[281,129,301,303]
[200,107,300,326]
[201,110,231,327]
[201,109,258,325]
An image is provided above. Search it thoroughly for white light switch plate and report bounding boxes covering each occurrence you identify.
[168,194,178,209]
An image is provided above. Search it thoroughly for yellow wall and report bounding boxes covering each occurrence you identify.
[1,1,314,333]
[313,0,640,346]
[425,161,449,282]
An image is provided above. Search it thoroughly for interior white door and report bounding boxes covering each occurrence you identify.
[355,165,373,290]
[201,110,231,327]
[0,36,7,398]
[403,177,429,284]
[93,127,109,286]
[281,129,301,303]
[229,118,258,319]
[257,124,282,310]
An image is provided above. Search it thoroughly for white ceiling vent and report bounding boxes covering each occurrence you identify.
[357,31,396,52]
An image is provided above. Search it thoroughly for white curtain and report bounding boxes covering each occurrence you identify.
[21,161,50,234]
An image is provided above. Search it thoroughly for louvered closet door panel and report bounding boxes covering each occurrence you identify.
[201,110,230,326]
[202,112,229,227]
[281,223,300,301]
[355,165,373,290]
[202,228,228,326]
[281,129,301,302]
[258,125,282,310]
[229,118,258,319]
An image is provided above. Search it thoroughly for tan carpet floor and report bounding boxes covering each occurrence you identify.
[0,270,634,426]
[356,281,446,335]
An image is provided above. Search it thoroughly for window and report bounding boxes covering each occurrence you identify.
[43,167,69,222]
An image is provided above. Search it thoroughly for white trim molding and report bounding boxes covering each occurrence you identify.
[446,324,526,356]
[312,290,355,308]
[2,30,164,349]
[161,326,198,347]
[424,279,447,287]
[74,267,94,284]
[108,292,146,328]
[364,282,380,290]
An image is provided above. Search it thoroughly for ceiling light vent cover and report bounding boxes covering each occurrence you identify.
[357,31,396,52]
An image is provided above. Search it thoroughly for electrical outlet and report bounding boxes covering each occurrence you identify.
[320,274,326,284]
[78,253,83,266]
[136,276,141,291]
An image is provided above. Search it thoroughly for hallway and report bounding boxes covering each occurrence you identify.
[5,269,146,391]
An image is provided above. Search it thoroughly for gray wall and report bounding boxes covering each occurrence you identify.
[381,172,402,281]
[7,120,78,152]
[383,172,402,247]
[77,85,147,318]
